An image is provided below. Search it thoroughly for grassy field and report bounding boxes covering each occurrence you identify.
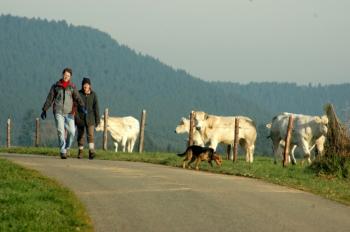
[1,146,350,207]
[0,157,93,232]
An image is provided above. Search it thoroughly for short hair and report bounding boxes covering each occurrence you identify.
[62,67,72,76]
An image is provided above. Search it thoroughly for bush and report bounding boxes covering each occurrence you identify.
[310,154,350,178]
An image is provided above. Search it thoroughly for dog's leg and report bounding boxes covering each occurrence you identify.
[182,160,186,169]
[195,158,201,170]
[187,157,195,169]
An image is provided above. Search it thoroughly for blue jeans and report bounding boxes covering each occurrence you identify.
[54,113,75,154]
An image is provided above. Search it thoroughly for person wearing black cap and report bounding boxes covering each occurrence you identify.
[75,77,100,159]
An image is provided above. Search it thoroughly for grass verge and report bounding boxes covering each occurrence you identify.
[0,156,93,232]
[1,146,350,206]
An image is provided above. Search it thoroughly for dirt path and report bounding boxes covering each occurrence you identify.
[1,153,350,232]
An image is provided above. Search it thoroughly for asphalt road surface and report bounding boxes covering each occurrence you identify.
[1,153,350,232]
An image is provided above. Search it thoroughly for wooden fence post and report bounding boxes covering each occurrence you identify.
[188,111,195,146]
[138,109,147,153]
[35,118,40,147]
[283,114,294,167]
[103,108,108,150]
[233,117,239,162]
[7,118,11,148]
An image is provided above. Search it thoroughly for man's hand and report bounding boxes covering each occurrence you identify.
[41,111,47,120]
[81,108,88,115]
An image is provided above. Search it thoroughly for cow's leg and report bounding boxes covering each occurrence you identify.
[243,140,254,163]
[114,142,119,152]
[240,140,250,163]
[290,145,297,165]
[209,140,219,151]
[272,140,281,164]
[129,138,136,153]
[315,141,324,159]
[300,140,311,165]
[126,139,131,153]
[248,144,255,163]
[121,137,127,152]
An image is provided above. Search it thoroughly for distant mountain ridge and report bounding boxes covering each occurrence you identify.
[0,15,349,154]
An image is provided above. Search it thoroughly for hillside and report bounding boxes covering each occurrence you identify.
[0,15,270,152]
[1,15,349,154]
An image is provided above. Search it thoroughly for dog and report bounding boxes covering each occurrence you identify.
[177,145,222,170]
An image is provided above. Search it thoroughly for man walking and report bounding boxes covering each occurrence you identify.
[75,77,100,159]
[41,68,86,159]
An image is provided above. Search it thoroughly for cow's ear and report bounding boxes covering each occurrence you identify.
[205,113,209,120]
[315,117,322,124]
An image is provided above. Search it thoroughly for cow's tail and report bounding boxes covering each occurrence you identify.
[266,123,272,139]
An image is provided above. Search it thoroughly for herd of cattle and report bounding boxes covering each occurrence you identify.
[96,111,329,165]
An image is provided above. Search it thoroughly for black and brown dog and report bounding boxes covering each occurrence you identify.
[177,145,222,170]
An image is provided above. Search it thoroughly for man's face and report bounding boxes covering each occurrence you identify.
[63,71,71,82]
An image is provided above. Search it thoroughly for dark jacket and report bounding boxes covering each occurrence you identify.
[42,80,84,115]
[75,89,100,127]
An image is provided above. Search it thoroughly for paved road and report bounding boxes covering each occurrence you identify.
[1,153,350,232]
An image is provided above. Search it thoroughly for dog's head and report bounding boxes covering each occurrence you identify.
[212,152,222,166]
[207,151,222,167]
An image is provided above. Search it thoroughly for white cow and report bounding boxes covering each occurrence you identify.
[175,117,205,146]
[268,131,326,164]
[268,112,328,164]
[96,116,140,152]
[194,111,257,163]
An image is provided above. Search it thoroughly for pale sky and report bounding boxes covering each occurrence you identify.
[1,0,349,84]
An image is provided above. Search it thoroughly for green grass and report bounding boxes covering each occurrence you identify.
[1,146,350,207]
[0,157,93,232]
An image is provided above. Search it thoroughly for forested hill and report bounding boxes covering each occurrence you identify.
[0,15,268,152]
[0,15,349,154]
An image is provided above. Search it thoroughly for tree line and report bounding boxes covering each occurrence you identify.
[0,15,349,155]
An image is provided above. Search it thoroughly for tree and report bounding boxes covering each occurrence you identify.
[18,109,36,146]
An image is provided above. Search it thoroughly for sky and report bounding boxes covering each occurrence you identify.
[1,0,349,85]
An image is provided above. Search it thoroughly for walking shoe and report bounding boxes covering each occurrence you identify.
[77,149,83,159]
[88,150,95,160]
[60,153,67,159]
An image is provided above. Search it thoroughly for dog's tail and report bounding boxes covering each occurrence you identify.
[177,151,186,157]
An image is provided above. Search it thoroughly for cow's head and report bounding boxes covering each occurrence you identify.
[194,111,209,131]
[175,117,189,134]
[315,115,329,136]
[95,117,106,132]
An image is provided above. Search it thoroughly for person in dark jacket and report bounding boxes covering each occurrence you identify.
[41,67,86,159]
[75,77,100,159]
